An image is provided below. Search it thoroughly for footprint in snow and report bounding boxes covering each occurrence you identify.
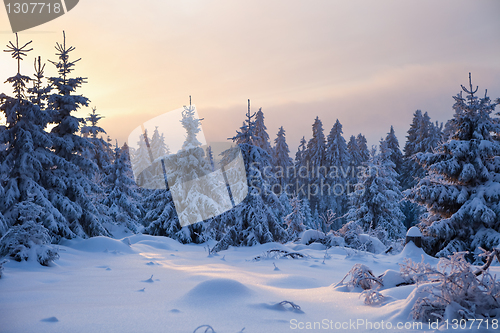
[106,268,111,271]
[137,288,146,292]
[41,317,59,322]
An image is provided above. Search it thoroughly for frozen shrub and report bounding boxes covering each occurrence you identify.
[0,221,59,266]
[338,263,383,290]
[403,252,500,321]
[361,288,386,305]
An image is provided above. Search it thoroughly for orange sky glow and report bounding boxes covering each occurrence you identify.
[1,0,499,152]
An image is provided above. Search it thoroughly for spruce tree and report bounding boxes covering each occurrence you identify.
[46,31,109,237]
[253,107,273,157]
[325,119,350,226]
[0,35,63,263]
[103,143,142,234]
[356,133,370,163]
[273,126,293,189]
[384,125,403,177]
[407,75,500,258]
[345,141,405,244]
[306,116,326,210]
[284,197,306,241]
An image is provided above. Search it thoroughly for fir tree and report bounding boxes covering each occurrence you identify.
[273,126,293,189]
[401,110,443,229]
[284,197,306,241]
[356,133,370,163]
[383,125,403,176]
[253,107,273,156]
[347,135,362,184]
[293,136,308,193]
[345,141,405,244]
[0,35,66,263]
[306,116,326,210]
[81,107,112,177]
[325,119,350,226]
[103,143,142,233]
[407,75,500,258]
[45,31,108,237]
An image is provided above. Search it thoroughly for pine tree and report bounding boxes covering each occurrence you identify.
[347,135,362,185]
[325,119,350,226]
[103,143,142,233]
[293,136,308,193]
[81,107,112,177]
[210,103,287,251]
[356,133,370,163]
[345,141,405,244]
[273,126,293,189]
[0,35,64,263]
[284,197,306,241]
[231,99,256,145]
[383,125,403,177]
[407,75,500,258]
[401,110,443,229]
[306,116,326,210]
[46,31,108,237]
[253,107,273,157]
[211,142,288,252]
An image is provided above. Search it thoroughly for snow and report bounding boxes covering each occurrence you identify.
[4,236,498,332]
[406,226,422,237]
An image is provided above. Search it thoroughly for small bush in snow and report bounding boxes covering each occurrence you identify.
[253,249,305,261]
[404,252,500,321]
[0,221,59,266]
[361,288,386,305]
[338,263,383,290]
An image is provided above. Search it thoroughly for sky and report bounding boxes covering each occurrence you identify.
[1,0,499,153]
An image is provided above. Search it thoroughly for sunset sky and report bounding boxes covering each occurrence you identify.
[1,0,499,153]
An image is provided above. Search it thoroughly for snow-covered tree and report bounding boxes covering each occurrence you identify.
[407,75,500,258]
[325,119,350,224]
[211,143,288,252]
[0,34,74,245]
[103,143,142,233]
[400,110,443,229]
[293,136,308,193]
[356,134,370,163]
[81,107,112,179]
[273,126,293,189]
[231,100,256,145]
[284,197,306,241]
[46,31,109,237]
[253,107,273,157]
[345,140,405,244]
[306,117,326,210]
[383,126,403,177]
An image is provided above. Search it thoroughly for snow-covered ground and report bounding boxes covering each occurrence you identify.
[1,235,499,333]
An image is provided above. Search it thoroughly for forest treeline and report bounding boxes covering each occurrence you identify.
[1,33,499,265]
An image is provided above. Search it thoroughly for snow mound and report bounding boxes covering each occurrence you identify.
[395,241,437,263]
[182,278,252,304]
[61,236,135,254]
[406,226,422,237]
[299,230,326,244]
[358,234,386,254]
